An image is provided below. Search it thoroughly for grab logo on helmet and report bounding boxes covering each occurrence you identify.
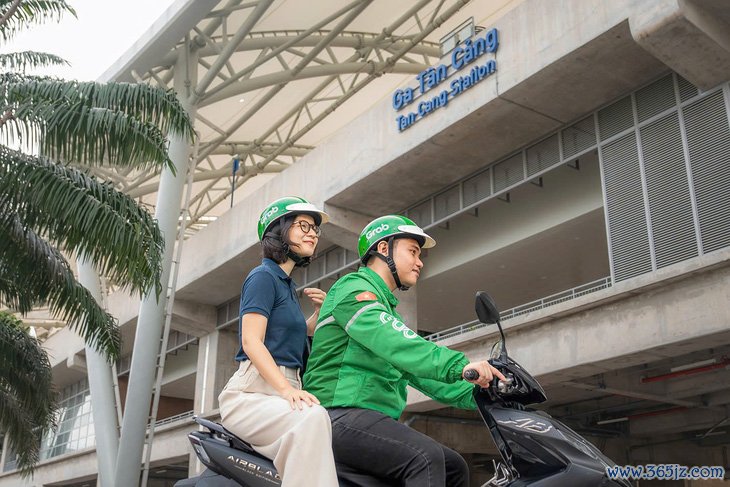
[260,206,279,224]
[366,223,389,240]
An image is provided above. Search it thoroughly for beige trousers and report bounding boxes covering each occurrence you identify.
[218,360,338,487]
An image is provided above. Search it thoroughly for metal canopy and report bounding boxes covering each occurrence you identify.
[97,0,480,235]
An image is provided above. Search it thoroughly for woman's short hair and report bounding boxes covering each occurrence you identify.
[260,215,295,264]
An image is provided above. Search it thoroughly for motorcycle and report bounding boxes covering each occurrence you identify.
[471,291,631,487]
[176,291,631,487]
[174,414,392,486]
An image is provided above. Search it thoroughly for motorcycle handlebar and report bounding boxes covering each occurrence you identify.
[464,367,514,394]
[463,369,479,381]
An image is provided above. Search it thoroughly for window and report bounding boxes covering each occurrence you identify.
[39,379,95,460]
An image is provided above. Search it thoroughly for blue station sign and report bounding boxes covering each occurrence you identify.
[392,28,499,132]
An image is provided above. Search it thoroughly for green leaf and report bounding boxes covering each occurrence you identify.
[2,78,194,171]
[5,78,193,138]
[12,99,174,170]
[0,2,196,475]
[0,50,68,72]
[0,311,57,476]
[0,147,165,299]
[0,212,121,359]
[0,0,76,42]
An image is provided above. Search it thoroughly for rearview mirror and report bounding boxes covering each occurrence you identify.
[475,291,500,324]
[476,291,508,360]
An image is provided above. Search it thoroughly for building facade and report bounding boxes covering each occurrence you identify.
[2,0,730,485]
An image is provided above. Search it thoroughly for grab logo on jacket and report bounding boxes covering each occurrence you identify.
[379,312,418,339]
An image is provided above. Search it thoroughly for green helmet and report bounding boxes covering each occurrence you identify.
[358,215,436,264]
[257,196,329,241]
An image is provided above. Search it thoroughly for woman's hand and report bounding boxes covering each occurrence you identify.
[304,287,327,313]
[280,386,321,410]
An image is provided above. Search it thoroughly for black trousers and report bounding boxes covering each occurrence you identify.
[329,408,469,487]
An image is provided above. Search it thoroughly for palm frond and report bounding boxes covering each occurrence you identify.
[0,311,53,373]
[0,146,165,298]
[0,312,57,476]
[0,50,67,72]
[0,71,52,93]
[0,0,75,42]
[9,99,175,170]
[2,79,195,170]
[0,212,121,358]
[6,78,193,139]
[0,312,56,422]
[0,390,45,476]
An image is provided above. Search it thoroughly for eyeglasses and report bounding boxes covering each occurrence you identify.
[293,220,321,237]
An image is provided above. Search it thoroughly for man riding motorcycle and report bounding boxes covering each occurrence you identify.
[304,215,505,486]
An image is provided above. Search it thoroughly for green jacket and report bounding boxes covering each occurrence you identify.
[303,267,476,419]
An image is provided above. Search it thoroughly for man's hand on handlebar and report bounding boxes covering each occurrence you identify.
[462,361,507,388]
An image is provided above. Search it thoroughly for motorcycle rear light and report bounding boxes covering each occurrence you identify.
[189,436,211,464]
[194,444,211,464]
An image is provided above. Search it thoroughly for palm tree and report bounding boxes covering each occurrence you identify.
[0,0,194,474]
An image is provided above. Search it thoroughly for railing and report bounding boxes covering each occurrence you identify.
[153,410,195,428]
[116,331,198,376]
[0,410,198,474]
[425,277,612,342]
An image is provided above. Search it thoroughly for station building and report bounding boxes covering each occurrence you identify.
[1,0,729,485]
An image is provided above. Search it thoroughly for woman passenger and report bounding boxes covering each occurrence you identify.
[218,196,338,487]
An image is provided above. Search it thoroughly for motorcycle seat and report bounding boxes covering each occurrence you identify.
[195,416,256,453]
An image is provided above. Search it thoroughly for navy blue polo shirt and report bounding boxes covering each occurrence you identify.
[235,258,307,368]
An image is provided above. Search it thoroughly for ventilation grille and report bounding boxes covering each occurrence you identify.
[526,134,560,176]
[677,75,699,103]
[599,96,633,140]
[308,254,325,281]
[408,200,433,227]
[434,186,460,221]
[602,133,653,281]
[683,92,730,254]
[493,153,524,192]
[636,75,675,122]
[562,116,596,159]
[326,247,345,273]
[640,113,698,267]
[463,170,491,207]
[394,74,729,287]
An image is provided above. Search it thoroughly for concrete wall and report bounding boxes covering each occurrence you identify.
[407,246,730,411]
[0,419,193,487]
[421,155,604,279]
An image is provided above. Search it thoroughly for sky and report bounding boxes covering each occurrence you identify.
[2,0,178,81]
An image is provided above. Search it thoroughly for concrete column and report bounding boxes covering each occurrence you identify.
[77,259,119,487]
[114,48,198,487]
[629,0,730,90]
[193,328,239,414]
[394,286,418,333]
[189,327,239,477]
[320,204,375,252]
